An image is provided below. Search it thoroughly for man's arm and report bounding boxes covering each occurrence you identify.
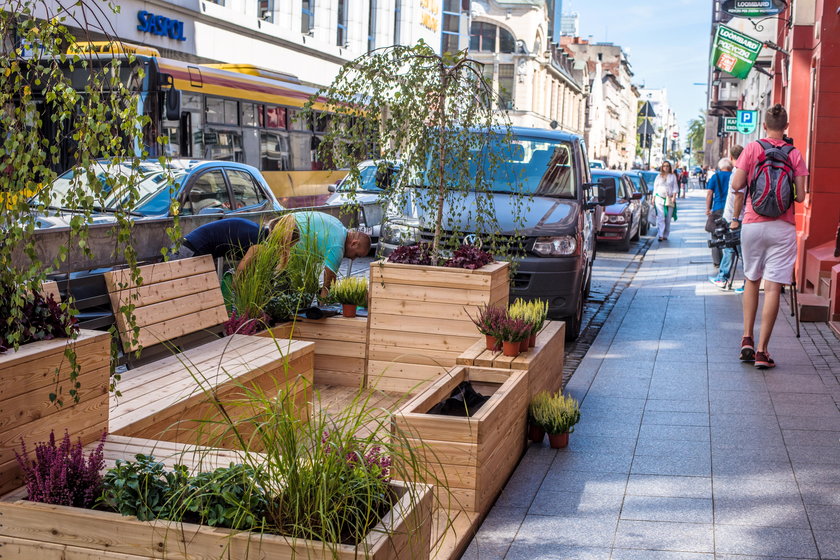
[730,191,745,229]
[320,267,337,300]
[730,167,747,192]
[794,176,807,203]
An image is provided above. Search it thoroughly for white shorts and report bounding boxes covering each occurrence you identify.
[741,220,797,284]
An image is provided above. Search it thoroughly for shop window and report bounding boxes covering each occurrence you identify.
[301,0,314,33]
[261,132,291,171]
[337,0,348,46]
[226,169,266,209]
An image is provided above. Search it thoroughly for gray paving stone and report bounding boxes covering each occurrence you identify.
[804,503,840,530]
[645,399,709,413]
[714,525,819,558]
[515,514,617,548]
[634,438,710,458]
[527,489,624,517]
[611,550,713,560]
[573,421,642,439]
[540,469,629,495]
[620,495,713,524]
[625,474,712,499]
[550,450,635,474]
[638,424,711,442]
[797,482,840,506]
[504,543,612,560]
[709,412,778,428]
[782,429,840,447]
[613,520,713,553]
[814,529,840,559]
[712,475,800,499]
[711,456,794,478]
[713,495,810,528]
[787,444,840,464]
[631,454,711,477]
[460,506,525,560]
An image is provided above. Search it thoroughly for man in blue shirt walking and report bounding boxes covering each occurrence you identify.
[705,158,732,267]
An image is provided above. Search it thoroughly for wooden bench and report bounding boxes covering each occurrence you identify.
[104,256,314,446]
[456,320,566,399]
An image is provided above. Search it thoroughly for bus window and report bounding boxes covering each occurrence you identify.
[287,109,308,131]
[182,170,231,214]
[226,169,266,209]
[206,97,238,125]
[205,130,243,162]
[264,106,286,129]
[241,103,260,127]
[289,132,312,170]
[261,132,290,171]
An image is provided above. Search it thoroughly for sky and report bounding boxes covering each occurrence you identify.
[566,0,711,135]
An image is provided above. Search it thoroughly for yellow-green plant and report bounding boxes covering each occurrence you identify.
[328,276,369,308]
[528,390,551,427]
[509,298,549,336]
[533,391,580,435]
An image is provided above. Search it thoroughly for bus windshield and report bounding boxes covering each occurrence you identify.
[41,161,189,217]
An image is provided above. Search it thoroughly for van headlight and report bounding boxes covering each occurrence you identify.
[532,236,577,257]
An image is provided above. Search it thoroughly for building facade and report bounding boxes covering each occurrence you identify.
[467,0,587,134]
[640,88,680,168]
[563,38,639,169]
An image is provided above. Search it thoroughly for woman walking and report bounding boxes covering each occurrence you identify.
[654,161,679,241]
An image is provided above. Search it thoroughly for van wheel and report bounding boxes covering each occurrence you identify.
[563,292,584,341]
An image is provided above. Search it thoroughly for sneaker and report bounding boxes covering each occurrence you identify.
[708,277,727,289]
[740,337,755,362]
[755,351,776,369]
[734,286,745,294]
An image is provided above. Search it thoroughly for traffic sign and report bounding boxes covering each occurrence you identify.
[672,132,679,139]
[711,25,763,79]
[723,117,738,133]
[736,110,758,134]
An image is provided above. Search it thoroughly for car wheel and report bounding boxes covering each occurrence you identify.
[563,290,584,341]
[619,223,632,251]
[631,218,641,241]
[583,260,593,298]
[640,216,649,236]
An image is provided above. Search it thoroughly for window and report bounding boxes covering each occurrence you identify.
[259,0,273,22]
[393,0,401,44]
[264,106,287,129]
[261,132,291,171]
[470,22,516,53]
[441,0,462,54]
[241,103,260,127]
[337,0,348,46]
[368,0,377,51]
[301,0,314,33]
[498,64,514,109]
[206,97,238,125]
[182,170,231,214]
[226,169,266,209]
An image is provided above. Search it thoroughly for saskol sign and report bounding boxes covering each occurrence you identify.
[711,25,763,79]
[721,0,785,18]
[137,11,187,41]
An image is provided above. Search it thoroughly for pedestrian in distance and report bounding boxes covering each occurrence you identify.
[653,161,678,242]
[731,104,808,369]
[705,158,732,267]
[699,165,708,189]
[680,169,689,197]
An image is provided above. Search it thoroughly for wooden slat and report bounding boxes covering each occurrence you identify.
[371,264,494,290]
[371,314,477,338]
[369,329,478,354]
[368,345,462,365]
[105,255,215,289]
[369,282,503,306]
[0,330,107,373]
[369,298,490,323]
[127,289,226,332]
[288,317,369,343]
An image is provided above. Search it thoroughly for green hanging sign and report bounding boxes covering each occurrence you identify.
[711,25,763,79]
[721,0,785,18]
[737,110,758,134]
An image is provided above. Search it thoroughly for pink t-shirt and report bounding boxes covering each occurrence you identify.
[735,138,808,225]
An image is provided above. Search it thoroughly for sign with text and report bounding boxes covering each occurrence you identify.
[723,117,738,133]
[721,0,785,18]
[137,10,187,41]
[711,25,763,79]
[737,110,759,134]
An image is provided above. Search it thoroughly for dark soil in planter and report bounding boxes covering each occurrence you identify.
[427,381,490,417]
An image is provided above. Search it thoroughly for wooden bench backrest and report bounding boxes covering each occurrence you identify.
[103,256,229,352]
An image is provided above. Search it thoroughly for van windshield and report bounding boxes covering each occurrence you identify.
[465,138,577,198]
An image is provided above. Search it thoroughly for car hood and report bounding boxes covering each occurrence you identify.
[324,192,381,206]
[392,191,581,237]
[603,201,629,215]
[34,210,119,230]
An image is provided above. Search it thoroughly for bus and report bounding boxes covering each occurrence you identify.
[42,42,346,208]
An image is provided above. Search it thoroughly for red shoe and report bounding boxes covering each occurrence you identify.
[740,337,755,362]
[755,351,775,369]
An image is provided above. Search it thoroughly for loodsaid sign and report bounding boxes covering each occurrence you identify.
[711,25,763,79]
[721,0,785,18]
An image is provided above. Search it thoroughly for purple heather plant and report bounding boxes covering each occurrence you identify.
[386,244,433,266]
[498,317,532,343]
[444,244,493,270]
[321,431,392,482]
[223,310,265,336]
[0,292,78,353]
[468,305,507,339]
[15,430,107,508]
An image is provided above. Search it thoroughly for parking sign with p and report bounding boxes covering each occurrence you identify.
[736,110,758,134]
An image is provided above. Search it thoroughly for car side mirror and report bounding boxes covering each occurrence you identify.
[328,184,337,193]
[585,177,617,208]
[631,192,643,200]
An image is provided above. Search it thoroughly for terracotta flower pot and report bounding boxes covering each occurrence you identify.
[502,340,520,357]
[342,304,357,318]
[519,338,529,352]
[529,333,537,348]
[528,423,545,443]
[485,335,499,351]
[548,432,570,449]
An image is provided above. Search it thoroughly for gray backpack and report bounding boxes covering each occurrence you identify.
[748,140,796,218]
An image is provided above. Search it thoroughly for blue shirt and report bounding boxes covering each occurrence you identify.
[184,218,266,259]
[292,212,347,273]
[706,171,731,213]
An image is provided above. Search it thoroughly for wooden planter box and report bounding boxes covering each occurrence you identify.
[393,366,527,515]
[265,315,369,388]
[368,261,510,394]
[0,330,110,495]
[0,466,433,560]
[457,320,566,399]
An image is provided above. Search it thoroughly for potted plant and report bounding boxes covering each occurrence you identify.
[527,391,551,443]
[498,318,531,358]
[329,276,369,318]
[468,304,507,351]
[536,391,581,449]
[509,298,550,348]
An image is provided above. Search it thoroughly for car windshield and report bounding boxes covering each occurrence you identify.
[640,171,658,186]
[627,174,645,192]
[338,163,398,192]
[41,162,189,217]
[428,137,577,198]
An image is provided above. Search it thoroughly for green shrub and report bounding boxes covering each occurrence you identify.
[508,298,549,336]
[99,454,189,521]
[532,391,581,435]
[328,277,368,307]
[181,464,268,530]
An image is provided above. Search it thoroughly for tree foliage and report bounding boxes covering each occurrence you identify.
[303,41,528,263]
[0,0,170,402]
[687,112,706,166]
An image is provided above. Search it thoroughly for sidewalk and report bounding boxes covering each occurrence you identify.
[465,190,840,559]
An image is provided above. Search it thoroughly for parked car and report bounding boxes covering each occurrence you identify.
[589,159,606,169]
[325,160,400,250]
[34,160,283,228]
[591,170,643,251]
[624,170,652,236]
[379,128,616,340]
